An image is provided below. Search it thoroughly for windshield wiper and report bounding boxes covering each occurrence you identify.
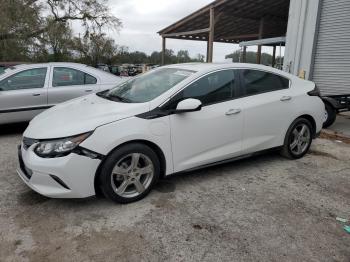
[109,95,132,103]
[96,91,131,103]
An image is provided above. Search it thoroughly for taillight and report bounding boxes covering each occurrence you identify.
[308,86,321,97]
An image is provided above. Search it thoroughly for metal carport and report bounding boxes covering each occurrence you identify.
[158,0,290,64]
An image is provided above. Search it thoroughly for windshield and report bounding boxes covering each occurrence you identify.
[101,68,195,103]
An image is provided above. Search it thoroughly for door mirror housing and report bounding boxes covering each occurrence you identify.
[175,98,202,113]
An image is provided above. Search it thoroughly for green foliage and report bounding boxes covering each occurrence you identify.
[0,0,120,61]
[0,0,204,65]
[225,50,283,66]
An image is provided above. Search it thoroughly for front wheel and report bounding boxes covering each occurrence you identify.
[99,143,160,204]
[280,118,313,159]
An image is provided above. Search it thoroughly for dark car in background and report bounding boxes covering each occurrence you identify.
[0,62,27,74]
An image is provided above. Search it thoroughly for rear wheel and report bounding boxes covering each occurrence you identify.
[280,118,313,159]
[323,103,337,128]
[99,143,160,204]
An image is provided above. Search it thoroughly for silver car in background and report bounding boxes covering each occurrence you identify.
[0,62,126,124]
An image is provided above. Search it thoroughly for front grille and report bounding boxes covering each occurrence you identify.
[23,137,38,150]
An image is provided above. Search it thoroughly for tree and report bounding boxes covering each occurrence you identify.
[0,0,121,61]
[42,18,73,62]
[193,54,205,62]
[226,50,274,65]
[176,50,191,63]
[72,33,118,65]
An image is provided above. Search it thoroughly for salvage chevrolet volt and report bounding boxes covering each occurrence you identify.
[17,63,324,203]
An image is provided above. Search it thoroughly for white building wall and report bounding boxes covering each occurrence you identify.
[283,0,321,79]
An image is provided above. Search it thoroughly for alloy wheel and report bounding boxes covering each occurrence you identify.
[111,153,154,198]
[289,123,311,155]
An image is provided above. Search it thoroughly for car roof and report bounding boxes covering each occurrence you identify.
[5,62,122,83]
[162,62,294,79]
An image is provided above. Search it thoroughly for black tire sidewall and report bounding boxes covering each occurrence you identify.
[323,103,337,128]
[99,143,160,204]
[284,118,313,159]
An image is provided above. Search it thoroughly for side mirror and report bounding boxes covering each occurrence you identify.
[175,98,202,113]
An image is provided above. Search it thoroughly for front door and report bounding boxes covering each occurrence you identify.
[165,69,244,172]
[0,67,49,124]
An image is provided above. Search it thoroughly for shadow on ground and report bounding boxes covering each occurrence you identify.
[0,122,28,136]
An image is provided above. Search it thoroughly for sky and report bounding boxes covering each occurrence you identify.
[105,0,247,62]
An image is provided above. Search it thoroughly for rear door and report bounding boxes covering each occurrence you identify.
[0,67,49,124]
[48,67,99,105]
[238,69,293,153]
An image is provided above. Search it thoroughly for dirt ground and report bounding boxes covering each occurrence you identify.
[0,124,349,262]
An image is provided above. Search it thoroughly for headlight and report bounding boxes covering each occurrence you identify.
[34,132,92,158]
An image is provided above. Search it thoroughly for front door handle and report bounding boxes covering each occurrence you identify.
[225,109,241,116]
[32,93,41,97]
[280,96,292,101]
[85,89,93,92]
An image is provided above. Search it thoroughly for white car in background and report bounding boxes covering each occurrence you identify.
[18,63,324,204]
[0,62,125,124]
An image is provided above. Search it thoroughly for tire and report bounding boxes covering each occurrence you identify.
[323,103,337,128]
[280,118,313,159]
[99,143,160,204]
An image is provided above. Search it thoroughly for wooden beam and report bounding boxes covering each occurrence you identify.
[257,17,264,64]
[162,37,166,65]
[208,7,215,63]
[272,45,276,67]
[224,33,260,41]
[242,46,247,63]
[158,0,231,35]
[206,40,210,63]
[162,28,210,38]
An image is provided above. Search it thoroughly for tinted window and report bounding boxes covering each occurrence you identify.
[165,70,235,109]
[85,74,97,84]
[53,67,97,87]
[0,68,47,91]
[241,70,289,96]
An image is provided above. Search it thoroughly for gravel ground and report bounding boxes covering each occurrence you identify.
[0,124,349,262]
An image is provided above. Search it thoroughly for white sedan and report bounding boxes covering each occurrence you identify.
[18,63,324,203]
[0,62,125,124]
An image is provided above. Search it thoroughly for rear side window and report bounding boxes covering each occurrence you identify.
[165,70,236,109]
[0,68,47,91]
[241,69,289,96]
[53,67,97,87]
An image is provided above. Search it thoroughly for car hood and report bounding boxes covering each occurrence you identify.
[24,94,150,139]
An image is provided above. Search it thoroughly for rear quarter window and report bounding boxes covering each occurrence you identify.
[241,69,290,96]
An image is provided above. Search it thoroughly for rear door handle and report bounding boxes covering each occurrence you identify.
[85,89,93,92]
[225,109,241,116]
[280,96,292,101]
[32,93,41,97]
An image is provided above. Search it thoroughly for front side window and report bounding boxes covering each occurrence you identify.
[241,69,289,96]
[101,68,195,103]
[164,70,236,109]
[0,68,47,91]
[53,67,97,87]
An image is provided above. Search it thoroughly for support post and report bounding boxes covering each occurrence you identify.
[242,46,247,63]
[272,45,276,67]
[161,37,166,65]
[257,46,262,64]
[206,40,210,62]
[257,18,264,64]
[208,7,215,63]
